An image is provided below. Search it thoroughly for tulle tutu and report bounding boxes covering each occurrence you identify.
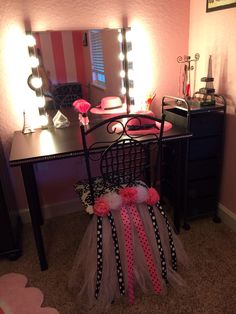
[68,185,188,312]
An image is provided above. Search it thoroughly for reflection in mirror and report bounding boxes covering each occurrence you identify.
[33,29,126,110]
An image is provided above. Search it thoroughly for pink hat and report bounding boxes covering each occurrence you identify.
[90,96,127,114]
[112,110,172,135]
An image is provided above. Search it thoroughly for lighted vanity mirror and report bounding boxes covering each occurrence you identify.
[33,29,126,111]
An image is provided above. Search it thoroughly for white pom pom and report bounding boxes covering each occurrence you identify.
[104,192,122,210]
[86,205,94,214]
[136,185,148,203]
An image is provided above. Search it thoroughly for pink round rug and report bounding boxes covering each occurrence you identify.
[0,273,59,314]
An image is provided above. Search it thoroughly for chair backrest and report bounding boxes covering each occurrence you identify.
[80,113,165,205]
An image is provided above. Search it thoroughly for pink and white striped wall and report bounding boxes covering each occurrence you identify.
[34,31,87,88]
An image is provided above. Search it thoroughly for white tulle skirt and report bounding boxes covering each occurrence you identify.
[68,188,188,313]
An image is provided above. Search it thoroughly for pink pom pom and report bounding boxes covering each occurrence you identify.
[119,187,137,204]
[104,192,122,210]
[73,99,91,113]
[146,187,160,205]
[93,197,109,217]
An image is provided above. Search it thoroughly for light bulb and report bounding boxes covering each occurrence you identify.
[128,88,134,97]
[31,77,43,89]
[118,33,123,43]
[26,34,36,47]
[39,114,48,126]
[120,70,126,78]
[121,87,126,95]
[29,56,39,68]
[36,96,46,108]
[119,52,124,61]
[125,30,132,42]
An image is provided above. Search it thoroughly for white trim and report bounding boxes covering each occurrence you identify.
[218,203,236,232]
[19,198,83,224]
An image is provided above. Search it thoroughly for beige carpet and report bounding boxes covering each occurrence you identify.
[0,210,236,314]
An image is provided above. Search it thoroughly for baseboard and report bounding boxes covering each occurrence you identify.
[218,203,236,232]
[19,198,83,224]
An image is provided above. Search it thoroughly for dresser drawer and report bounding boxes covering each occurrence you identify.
[187,196,217,219]
[188,159,220,180]
[188,137,221,160]
[190,112,224,137]
[187,178,218,199]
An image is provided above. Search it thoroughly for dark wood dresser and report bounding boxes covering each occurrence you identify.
[162,95,226,228]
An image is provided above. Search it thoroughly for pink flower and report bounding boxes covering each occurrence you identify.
[146,187,160,205]
[119,187,137,204]
[73,99,91,113]
[93,197,109,216]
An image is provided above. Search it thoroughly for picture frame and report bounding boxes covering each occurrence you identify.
[206,0,236,12]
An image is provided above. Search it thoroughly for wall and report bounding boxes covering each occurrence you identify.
[0,0,190,212]
[189,0,236,215]
[34,31,86,85]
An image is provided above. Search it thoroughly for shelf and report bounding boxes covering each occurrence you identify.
[162,95,226,114]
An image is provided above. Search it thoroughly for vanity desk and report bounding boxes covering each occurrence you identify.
[162,95,226,228]
[9,108,192,270]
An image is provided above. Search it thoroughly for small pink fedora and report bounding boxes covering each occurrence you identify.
[90,96,127,114]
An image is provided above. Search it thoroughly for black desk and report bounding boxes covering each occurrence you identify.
[9,112,191,270]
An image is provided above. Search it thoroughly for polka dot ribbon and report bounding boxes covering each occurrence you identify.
[129,204,162,295]
[95,216,103,299]
[147,205,167,280]
[95,213,125,299]
[107,212,125,296]
[120,206,135,305]
[156,202,177,271]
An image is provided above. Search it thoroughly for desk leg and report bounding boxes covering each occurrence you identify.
[174,139,188,233]
[182,138,191,230]
[21,164,48,271]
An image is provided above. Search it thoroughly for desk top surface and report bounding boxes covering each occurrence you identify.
[9,109,192,166]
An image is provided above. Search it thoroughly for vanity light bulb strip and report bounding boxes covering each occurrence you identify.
[26,31,48,127]
[119,28,132,113]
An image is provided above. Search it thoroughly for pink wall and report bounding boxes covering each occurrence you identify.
[35,31,86,86]
[0,0,190,210]
[189,0,236,214]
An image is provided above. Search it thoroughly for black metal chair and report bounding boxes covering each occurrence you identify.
[70,113,188,311]
[74,113,165,211]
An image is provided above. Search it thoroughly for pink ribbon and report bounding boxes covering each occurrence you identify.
[120,206,134,305]
[121,204,162,305]
[129,204,161,295]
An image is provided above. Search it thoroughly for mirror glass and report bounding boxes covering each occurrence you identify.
[33,29,124,110]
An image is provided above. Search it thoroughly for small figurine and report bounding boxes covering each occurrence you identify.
[194,55,216,106]
[22,111,35,134]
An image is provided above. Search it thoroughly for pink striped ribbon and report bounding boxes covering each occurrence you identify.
[120,206,134,305]
[129,204,162,295]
